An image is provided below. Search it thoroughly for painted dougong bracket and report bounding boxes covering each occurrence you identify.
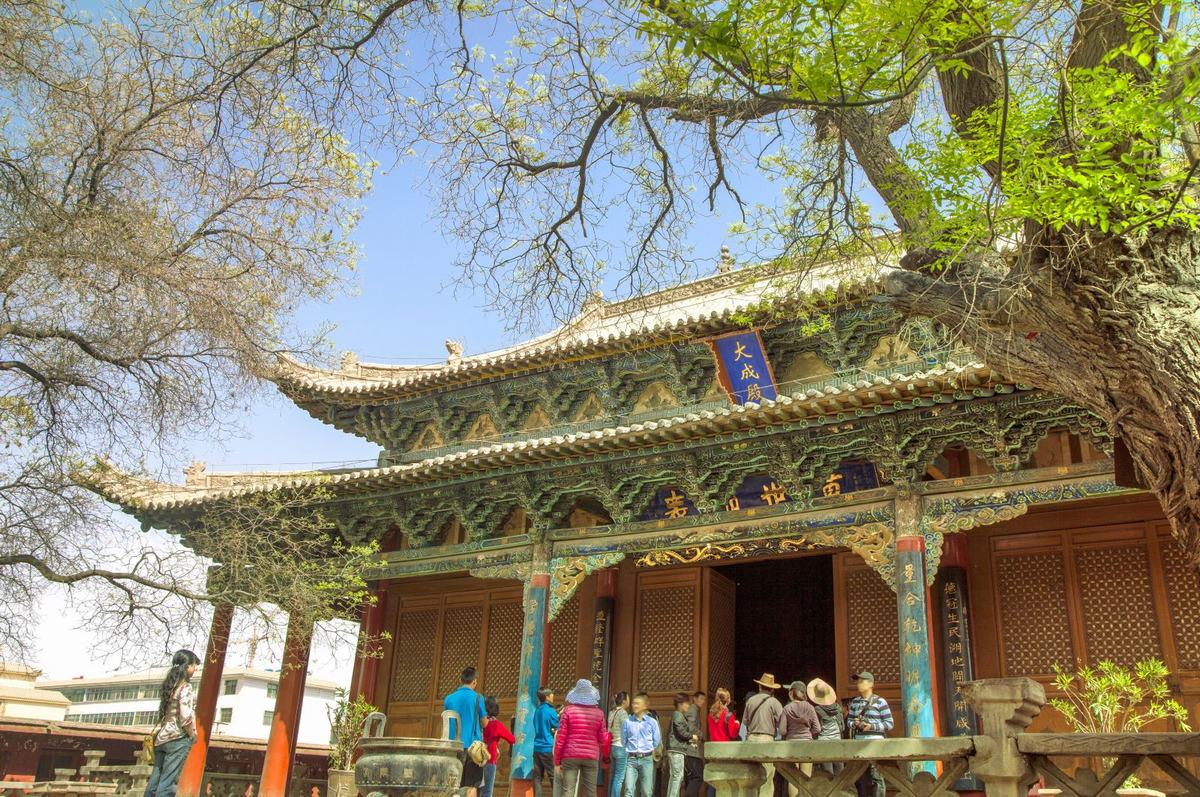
[547,552,624,621]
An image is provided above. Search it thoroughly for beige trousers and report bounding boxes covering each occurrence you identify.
[746,734,775,797]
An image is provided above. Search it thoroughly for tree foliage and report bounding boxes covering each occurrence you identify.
[0,0,389,659]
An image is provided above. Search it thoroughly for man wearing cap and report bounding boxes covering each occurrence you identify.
[806,679,845,776]
[741,674,784,797]
[847,672,893,797]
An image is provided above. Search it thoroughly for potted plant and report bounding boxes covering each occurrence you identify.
[328,689,378,797]
[1048,658,1191,794]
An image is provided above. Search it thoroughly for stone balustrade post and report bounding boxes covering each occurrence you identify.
[960,678,1046,797]
[705,761,769,797]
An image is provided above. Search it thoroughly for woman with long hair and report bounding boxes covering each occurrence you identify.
[144,649,200,797]
[705,688,739,742]
[606,691,630,797]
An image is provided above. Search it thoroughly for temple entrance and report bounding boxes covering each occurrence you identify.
[713,554,837,702]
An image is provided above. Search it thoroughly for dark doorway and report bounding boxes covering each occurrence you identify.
[713,554,836,703]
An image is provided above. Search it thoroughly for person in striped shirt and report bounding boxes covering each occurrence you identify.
[847,672,893,797]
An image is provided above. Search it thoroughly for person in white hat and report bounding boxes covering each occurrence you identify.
[741,674,784,797]
[553,679,608,797]
[806,679,844,775]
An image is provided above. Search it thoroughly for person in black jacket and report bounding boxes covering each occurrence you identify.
[665,694,697,797]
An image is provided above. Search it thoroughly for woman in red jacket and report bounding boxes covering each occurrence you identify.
[481,695,515,797]
[553,679,609,797]
[706,688,740,742]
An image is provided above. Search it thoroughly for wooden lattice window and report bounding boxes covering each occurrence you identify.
[636,584,697,693]
[390,608,439,702]
[995,551,1074,676]
[1075,544,1162,665]
[844,566,901,684]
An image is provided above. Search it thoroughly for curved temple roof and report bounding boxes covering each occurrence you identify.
[92,359,1013,517]
[273,257,892,404]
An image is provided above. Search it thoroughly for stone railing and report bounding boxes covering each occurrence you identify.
[705,678,1200,797]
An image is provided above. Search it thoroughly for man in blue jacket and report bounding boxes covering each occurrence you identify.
[531,686,558,797]
[444,666,485,797]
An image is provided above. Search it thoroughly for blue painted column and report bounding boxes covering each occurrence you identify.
[512,570,550,781]
[896,534,937,747]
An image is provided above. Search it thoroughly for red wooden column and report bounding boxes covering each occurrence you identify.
[259,611,314,797]
[177,602,235,797]
[349,585,389,706]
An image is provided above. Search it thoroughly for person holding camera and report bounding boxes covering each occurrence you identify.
[846,672,892,797]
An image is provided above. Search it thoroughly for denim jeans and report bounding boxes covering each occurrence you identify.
[143,736,194,797]
[623,755,655,797]
[608,745,628,797]
[665,752,685,797]
[481,763,497,797]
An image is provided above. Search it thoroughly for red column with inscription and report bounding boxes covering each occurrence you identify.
[259,611,314,797]
[177,602,235,797]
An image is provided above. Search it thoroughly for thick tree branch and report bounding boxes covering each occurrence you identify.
[0,553,209,601]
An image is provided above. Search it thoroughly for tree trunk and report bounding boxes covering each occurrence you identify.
[888,226,1200,564]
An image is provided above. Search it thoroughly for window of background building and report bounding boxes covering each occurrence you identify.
[266,683,278,699]
[219,707,233,724]
[223,679,237,695]
[262,710,273,725]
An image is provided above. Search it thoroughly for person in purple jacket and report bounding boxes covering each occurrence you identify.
[553,679,608,797]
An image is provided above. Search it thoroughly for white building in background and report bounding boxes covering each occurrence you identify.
[0,665,70,721]
[36,667,340,745]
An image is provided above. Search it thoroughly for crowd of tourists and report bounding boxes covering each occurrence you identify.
[443,666,894,797]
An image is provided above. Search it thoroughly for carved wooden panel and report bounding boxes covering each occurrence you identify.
[547,595,580,692]
[706,571,736,694]
[995,552,1074,676]
[391,608,439,702]
[1160,536,1200,670]
[1075,544,1161,664]
[484,599,524,696]
[637,584,697,693]
[437,603,485,695]
[844,566,900,684]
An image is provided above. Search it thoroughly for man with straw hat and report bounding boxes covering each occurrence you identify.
[741,674,784,797]
[806,679,845,775]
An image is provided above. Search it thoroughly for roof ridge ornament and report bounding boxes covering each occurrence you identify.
[445,339,464,363]
[340,350,359,373]
[183,460,207,486]
[717,245,734,274]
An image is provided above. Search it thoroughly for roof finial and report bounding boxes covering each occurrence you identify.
[718,245,734,274]
[445,339,464,363]
[340,350,359,372]
[183,460,207,486]
[582,289,605,313]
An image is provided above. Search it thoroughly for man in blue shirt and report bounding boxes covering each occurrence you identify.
[621,694,662,797]
[444,666,485,797]
[531,687,558,797]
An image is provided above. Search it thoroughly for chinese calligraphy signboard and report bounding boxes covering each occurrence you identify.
[895,536,936,774]
[939,568,982,790]
[709,330,778,405]
[590,597,614,705]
